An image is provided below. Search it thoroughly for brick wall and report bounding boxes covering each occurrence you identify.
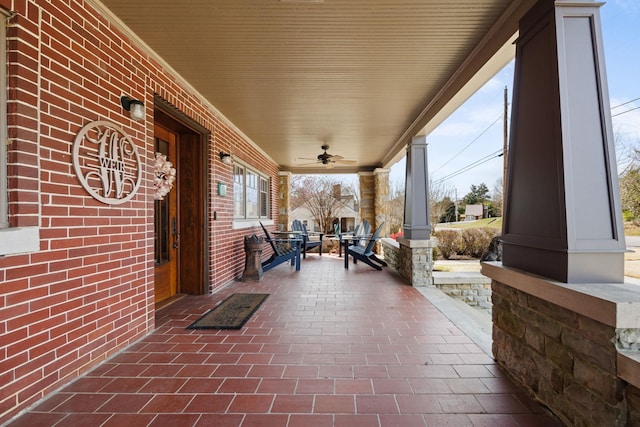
[0,0,278,423]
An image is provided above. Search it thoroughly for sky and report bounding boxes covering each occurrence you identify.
[389,0,640,199]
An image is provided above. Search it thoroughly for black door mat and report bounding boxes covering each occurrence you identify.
[186,293,269,330]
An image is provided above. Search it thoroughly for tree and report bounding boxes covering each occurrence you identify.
[429,178,454,226]
[462,183,490,205]
[386,175,453,234]
[620,166,640,225]
[438,197,457,223]
[388,179,405,235]
[290,175,355,233]
[492,178,503,217]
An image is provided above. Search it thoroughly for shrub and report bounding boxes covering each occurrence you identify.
[433,229,462,259]
[462,228,499,257]
[434,227,500,259]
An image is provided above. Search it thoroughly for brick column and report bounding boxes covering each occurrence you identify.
[277,171,291,231]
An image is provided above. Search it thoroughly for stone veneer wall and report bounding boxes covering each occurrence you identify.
[381,238,399,270]
[358,172,375,232]
[629,385,640,425]
[277,172,291,231]
[382,239,490,309]
[435,283,491,310]
[373,169,390,246]
[382,237,434,287]
[492,279,631,426]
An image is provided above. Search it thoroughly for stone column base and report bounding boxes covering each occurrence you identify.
[397,237,435,287]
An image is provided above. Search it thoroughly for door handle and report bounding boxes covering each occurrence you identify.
[172,217,180,249]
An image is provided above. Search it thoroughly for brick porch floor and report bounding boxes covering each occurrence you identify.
[6,255,562,427]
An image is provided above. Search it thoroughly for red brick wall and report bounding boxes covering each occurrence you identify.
[0,0,279,423]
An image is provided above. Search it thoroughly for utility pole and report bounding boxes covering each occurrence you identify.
[454,187,458,223]
[502,86,508,216]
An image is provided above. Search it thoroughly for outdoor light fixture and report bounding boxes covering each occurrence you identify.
[120,96,145,121]
[219,151,232,165]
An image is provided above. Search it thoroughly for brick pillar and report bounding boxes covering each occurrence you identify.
[277,171,291,231]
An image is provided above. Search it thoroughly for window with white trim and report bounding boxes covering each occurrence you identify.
[233,162,270,220]
[0,11,39,256]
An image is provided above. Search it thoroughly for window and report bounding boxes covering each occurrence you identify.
[0,11,39,255]
[233,162,270,220]
[233,164,245,218]
[246,170,258,218]
[259,177,268,217]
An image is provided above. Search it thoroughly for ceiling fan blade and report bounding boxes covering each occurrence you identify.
[296,157,320,162]
[328,154,344,160]
[325,162,335,169]
[334,159,357,164]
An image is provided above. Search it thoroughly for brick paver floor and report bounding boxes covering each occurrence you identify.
[6,255,563,426]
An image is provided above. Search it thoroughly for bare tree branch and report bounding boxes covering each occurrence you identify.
[291,176,357,233]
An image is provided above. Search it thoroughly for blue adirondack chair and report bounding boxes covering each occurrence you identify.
[338,220,371,257]
[259,222,301,272]
[345,222,388,270]
[291,219,324,258]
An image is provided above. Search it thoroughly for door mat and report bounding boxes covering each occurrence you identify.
[186,293,269,330]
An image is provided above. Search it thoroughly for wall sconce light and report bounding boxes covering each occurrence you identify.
[120,96,145,121]
[219,151,232,165]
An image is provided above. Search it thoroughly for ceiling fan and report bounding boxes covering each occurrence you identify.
[297,145,356,168]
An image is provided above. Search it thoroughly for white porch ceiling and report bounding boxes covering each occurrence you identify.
[99,0,535,173]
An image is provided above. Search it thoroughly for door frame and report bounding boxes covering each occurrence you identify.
[154,95,210,295]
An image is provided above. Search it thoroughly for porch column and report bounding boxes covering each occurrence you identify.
[483,2,639,425]
[374,168,390,252]
[358,172,375,228]
[397,135,435,286]
[500,0,625,283]
[277,171,292,231]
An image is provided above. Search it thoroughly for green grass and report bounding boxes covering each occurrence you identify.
[436,217,502,230]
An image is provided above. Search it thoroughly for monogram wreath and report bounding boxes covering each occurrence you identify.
[153,152,176,200]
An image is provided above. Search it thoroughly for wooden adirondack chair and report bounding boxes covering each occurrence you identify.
[259,222,302,272]
[344,222,388,270]
[291,219,324,258]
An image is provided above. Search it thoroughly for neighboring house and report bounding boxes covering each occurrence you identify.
[463,204,487,221]
[290,195,359,234]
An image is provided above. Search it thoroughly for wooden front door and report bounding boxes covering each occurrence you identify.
[154,124,179,303]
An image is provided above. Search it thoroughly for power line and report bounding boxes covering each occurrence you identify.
[431,114,503,174]
[612,105,640,117]
[611,97,640,110]
[435,149,503,184]
[432,95,637,186]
